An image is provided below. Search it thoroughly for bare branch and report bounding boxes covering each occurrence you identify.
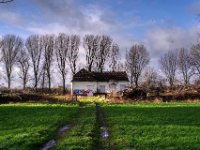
[83,35,100,72]
[41,34,55,91]
[159,50,177,88]
[178,48,193,85]
[126,44,150,88]
[26,35,43,90]
[190,43,200,77]
[55,33,69,94]
[96,35,112,72]
[17,48,30,89]
[109,43,120,71]
[1,34,23,89]
[67,35,80,76]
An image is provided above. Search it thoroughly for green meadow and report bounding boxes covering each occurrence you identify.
[0,103,78,150]
[103,103,200,150]
[1,102,200,149]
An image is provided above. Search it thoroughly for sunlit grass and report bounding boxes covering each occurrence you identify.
[0,103,78,150]
[51,94,73,102]
[103,103,200,149]
[78,96,108,104]
[56,104,96,150]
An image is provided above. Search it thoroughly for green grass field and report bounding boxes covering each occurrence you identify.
[103,103,200,150]
[0,103,78,150]
[1,102,200,150]
[56,104,97,150]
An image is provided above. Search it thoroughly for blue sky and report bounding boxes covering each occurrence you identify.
[0,0,200,64]
[0,0,200,87]
[0,0,199,43]
[0,0,200,58]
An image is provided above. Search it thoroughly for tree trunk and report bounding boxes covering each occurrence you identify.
[41,70,45,91]
[8,78,11,89]
[34,72,38,90]
[62,75,66,95]
[134,76,139,88]
[135,79,138,88]
[88,64,92,72]
[23,78,26,90]
[48,76,51,92]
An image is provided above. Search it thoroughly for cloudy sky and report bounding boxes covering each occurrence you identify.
[1,0,200,59]
[0,0,200,86]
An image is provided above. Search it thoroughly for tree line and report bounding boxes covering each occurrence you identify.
[126,45,200,90]
[1,33,200,93]
[0,34,120,94]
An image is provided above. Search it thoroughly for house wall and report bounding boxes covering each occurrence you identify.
[99,80,129,92]
[72,80,129,94]
[72,81,98,93]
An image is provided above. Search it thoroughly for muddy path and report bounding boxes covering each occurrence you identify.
[41,103,85,150]
[41,102,111,150]
[94,103,111,150]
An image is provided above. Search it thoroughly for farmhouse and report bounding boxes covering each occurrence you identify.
[72,68,129,95]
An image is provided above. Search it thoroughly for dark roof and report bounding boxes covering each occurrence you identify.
[72,69,129,82]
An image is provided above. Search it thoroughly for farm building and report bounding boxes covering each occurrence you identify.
[72,68,129,96]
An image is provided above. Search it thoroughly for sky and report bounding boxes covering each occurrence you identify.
[0,0,200,87]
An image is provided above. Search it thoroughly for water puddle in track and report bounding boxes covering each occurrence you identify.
[100,126,109,139]
[95,103,110,149]
[41,139,56,150]
[58,125,71,134]
[41,125,72,150]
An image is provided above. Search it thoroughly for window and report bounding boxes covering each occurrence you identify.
[109,82,117,90]
[98,85,106,93]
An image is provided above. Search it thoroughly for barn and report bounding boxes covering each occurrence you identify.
[72,68,129,96]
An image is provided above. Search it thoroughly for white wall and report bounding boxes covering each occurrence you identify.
[72,81,98,93]
[72,80,129,94]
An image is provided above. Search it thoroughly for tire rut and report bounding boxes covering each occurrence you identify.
[41,104,84,150]
[94,103,110,150]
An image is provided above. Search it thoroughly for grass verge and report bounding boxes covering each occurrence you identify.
[0,103,78,150]
[55,104,96,150]
[103,103,200,149]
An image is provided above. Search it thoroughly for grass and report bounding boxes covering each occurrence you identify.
[2,100,200,150]
[56,104,97,150]
[0,103,78,150]
[51,94,73,102]
[78,96,107,103]
[103,103,200,150]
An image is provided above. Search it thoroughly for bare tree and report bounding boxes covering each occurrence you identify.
[142,67,159,89]
[26,35,43,90]
[96,35,112,72]
[1,34,23,89]
[41,62,47,90]
[159,50,177,88]
[109,43,120,71]
[126,44,150,88]
[83,35,100,72]
[178,48,193,85]
[17,48,30,89]
[55,33,70,94]
[42,35,54,91]
[190,44,200,77]
[68,35,80,76]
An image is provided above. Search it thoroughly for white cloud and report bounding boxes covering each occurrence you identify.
[0,11,23,25]
[144,25,200,58]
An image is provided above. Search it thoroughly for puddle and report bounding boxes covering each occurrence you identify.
[58,125,71,134]
[41,124,72,150]
[100,126,109,139]
[41,139,56,150]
